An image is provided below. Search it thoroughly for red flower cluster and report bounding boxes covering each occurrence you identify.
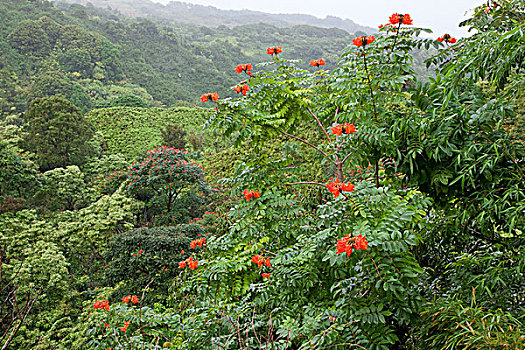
[331,124,343,135]
[179,256,198,270]
[331,123,357,136]
[200,92,219,102]
[267,46,282,56]
[327,179,355,198]
[437,34,457,44]
[251,255,271,268]
[345,123,357,134]
[352,35,375,47]
[235,63,253,75]
[120,321,130,332]
[243,189,261,200]
[336,234,369,258]
[190,237,206,249]
[389,13,413,25]
[93,300,109,310]
[309,58,325,67]
[233,84,250,96]
[122,295,139,304]
[261,273,271,278]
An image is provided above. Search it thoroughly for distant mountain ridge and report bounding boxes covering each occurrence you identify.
[58,0,375,34]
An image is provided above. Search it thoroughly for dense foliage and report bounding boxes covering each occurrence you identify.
[22,95,95,170]
[1,0,524,349]
[85,106,210,159]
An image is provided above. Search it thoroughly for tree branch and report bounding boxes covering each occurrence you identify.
[306,106,332,143]
[279,130,332,161]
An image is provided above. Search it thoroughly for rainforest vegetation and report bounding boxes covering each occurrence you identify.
[1,0,524,349]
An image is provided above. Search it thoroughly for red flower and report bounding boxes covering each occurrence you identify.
[190,237,206,249]
[120,321,130,332]
[389,13,413,25]
[233,84,250,96]
[200,92,219,102]
[354,234,369,251]
[251,255,264,268]
[352,37,363,47]
[336,234,369,258]
[267,46,282,56]
[352,36,375,47]
[243,189,253,200]
[235,63,253,74]
[337,235,353,257]
[264,258,271,267]
[243,189,260,200]
[309,58,325,67]
[437,34,456,44]
[341,182,355,192]
[331,124,343,136]
[343,123,357,134]
[327,179,355,198]
[131,295,139,304]
[188,259,198,270]
[93,300,110,310]
[179,256,199,269]
[122,295,131,303]
[261,273,271,278]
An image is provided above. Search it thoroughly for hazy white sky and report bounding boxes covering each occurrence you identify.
[152,0,483,37]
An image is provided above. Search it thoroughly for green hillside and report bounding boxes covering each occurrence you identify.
[1,0,369,116]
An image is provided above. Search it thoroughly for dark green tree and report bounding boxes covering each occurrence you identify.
[7,19,54,57]
[22,95,95,171]
[102,225,200,301]
[161,123,187,149]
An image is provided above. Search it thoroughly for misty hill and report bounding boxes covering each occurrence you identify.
[57,0,376,34]
[1,0,358,115]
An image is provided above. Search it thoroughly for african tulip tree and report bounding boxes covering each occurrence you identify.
[183,17,437,349]
[125,146,211,222]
